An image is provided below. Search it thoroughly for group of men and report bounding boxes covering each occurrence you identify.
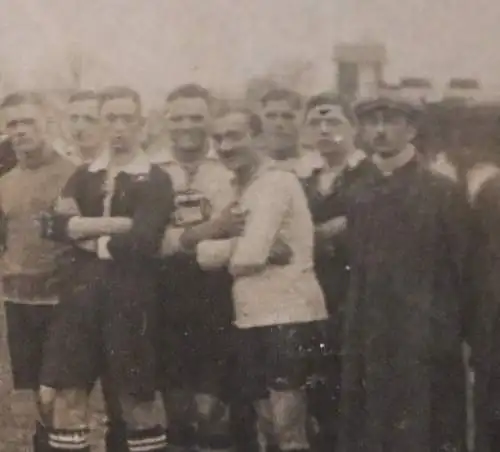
[1,82,500,452]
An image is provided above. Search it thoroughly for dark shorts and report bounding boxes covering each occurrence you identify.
[159,320,233,398]
[4,301,55,390]
[40,262,160,400]
[158,264,234,398]
[232,321,328,400]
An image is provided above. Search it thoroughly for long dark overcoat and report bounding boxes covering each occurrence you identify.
[338,159,470,452]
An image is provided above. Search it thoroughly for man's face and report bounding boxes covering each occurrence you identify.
[67,98,102,155]
[166,97,210,155]
[4,103,46,163]
[260,100,299,154]
[101,97,142,155]
[359,109,416,157]
[305,104,355,158]
[213,112,255,173]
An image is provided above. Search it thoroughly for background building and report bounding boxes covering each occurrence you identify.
[333,42,387,100]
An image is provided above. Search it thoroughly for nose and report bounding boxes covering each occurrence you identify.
[113,118,127,133]
[178,117,192,130]
[74,117,86,131]
[14,125,26,137]
[319,120,331,135]
[220,138,233,153]
[375,121,386,134]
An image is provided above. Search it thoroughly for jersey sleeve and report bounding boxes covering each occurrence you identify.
[229,171,292,276]
[43,165,86,241]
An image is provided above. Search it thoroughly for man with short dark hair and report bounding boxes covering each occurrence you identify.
[0,90,75,452]
[299,92,376,451]
[198,107,328,452]
[259,88,303,172]
[39,86,173,452]
[154,83,242,452]
[338,95,469,452]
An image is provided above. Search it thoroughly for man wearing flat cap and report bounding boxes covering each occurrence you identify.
[337,94,471,452]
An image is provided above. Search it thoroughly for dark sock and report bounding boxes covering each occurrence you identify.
[490,420,500,451]
[280,449,310,452]
[266,446,281,452]
[127,425,167,452]
[197,433,233,451]
[47,428,90,452]
[33,421,49,452]
[166,423,196,449]
[106,420,128,452]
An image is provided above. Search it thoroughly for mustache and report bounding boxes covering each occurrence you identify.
[374,134,388,145]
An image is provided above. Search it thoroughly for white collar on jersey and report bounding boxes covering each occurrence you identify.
[296,148,366,178]
[147,142,218,166]
[88,148,151,174]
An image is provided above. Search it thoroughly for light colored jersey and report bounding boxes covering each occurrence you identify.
[151,148,235,255]
[198,161,327,328]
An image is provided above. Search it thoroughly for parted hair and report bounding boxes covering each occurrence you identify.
[1,91,44,109]
[99,86,142,114]
[304,92,356,124]
[260,88,302,111]
[166,83,212,105]
[216,106,263,137]
[68,90,101,104]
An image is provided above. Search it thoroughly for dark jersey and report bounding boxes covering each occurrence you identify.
[301,157,377,321]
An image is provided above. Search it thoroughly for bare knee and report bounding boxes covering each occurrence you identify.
[120,393,161,430]
[51,389,89,429]
[195,393,230,434]
[162,389,196,424]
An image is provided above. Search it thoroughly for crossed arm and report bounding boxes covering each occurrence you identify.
[197,172,294,277]
[43,168,174,260]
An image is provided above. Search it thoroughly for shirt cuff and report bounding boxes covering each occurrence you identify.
[97,236,112,260]
[161,228,185,256]
[196,240,234,270]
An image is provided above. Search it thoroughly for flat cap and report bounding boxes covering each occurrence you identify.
[353,94,423,120]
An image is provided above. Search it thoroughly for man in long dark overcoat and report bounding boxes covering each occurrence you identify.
[338,95,470,452]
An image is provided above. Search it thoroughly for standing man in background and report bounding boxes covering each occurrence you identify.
[259,88,303,173]
[299,92,375,452]
[0,91,75,452]
[40,89,127,451]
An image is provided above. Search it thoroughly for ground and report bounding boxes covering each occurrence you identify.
[0,304,105,451]
[0,304,475,451]
[0,304,168,452]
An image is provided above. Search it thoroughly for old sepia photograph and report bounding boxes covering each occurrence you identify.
[0,0,497,450]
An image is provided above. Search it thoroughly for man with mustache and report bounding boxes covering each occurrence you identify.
[299,92,376,452]
[338,95,470,452]
[0,91,75,451]
[39,86,173,452]
[155,84,243,452]
[197,107,328,452]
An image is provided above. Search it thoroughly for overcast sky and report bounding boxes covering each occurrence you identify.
[0,0,499,107]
